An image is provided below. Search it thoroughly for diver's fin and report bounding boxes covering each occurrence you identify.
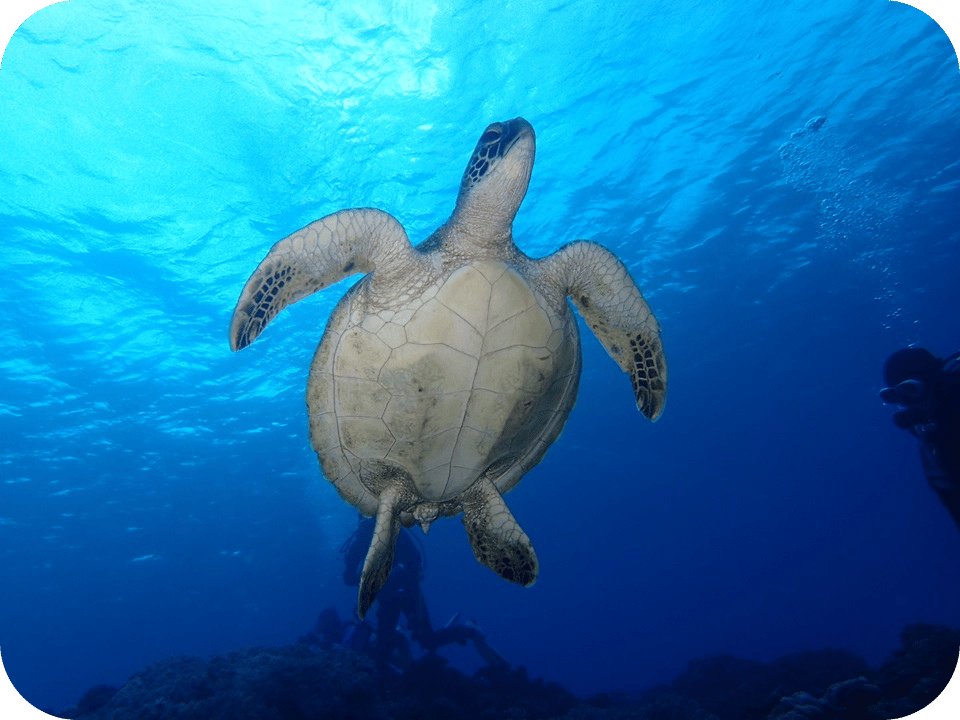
[443,612,462,629]
[467,621,509,668]
[358,485,402,619]
[461,477,538,586]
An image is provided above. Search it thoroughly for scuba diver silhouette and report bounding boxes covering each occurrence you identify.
[880,347,960,532]
[339,517,507,676]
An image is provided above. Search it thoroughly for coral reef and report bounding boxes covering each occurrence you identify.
[59,645,378,720]
[55,621,958,720]
[662,647,870,719]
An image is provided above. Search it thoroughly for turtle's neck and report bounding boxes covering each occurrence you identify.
[439,196,518,255]
[436,211,517,263]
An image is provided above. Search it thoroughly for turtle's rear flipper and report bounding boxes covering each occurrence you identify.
[358,486,402,619]
[462,477,538,586]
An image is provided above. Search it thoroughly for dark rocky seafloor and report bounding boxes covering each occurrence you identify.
[50,622,958,720]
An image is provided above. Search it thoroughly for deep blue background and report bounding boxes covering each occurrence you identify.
[1,0,959,712]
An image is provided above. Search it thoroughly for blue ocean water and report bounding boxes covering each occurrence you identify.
[1,0,959,713]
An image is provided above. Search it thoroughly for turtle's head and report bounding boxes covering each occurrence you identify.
[451,117,536,239]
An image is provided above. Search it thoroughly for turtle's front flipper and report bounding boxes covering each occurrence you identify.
[229,208,413,351]
[536,241,667,421]
[461,477,538,587]
[357,485,403,619]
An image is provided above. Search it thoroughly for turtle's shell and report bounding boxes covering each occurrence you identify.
[307,259,580,520]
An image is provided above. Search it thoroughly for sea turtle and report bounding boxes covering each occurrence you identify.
[229,117,667,617]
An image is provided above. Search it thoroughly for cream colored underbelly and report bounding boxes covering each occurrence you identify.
[325,260,568,502]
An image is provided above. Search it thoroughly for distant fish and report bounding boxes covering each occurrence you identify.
[130,554,157,562]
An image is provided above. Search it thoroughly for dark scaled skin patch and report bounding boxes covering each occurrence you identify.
[459,119,527,193]
[468,526,536,585]
[463,515,537,586]
[629,334,665,419]
[460,478,538,588]
[235,263,298,349]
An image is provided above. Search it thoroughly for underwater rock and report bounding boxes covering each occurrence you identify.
[767,623,960,720]
[768,676,881,719]
[669,648,868,720]
[62,645,378,720]
[868,622,960,719]
[390,653,579,720]
[73,684,118,715]
[766,648,872,695]
[60,644,577,720]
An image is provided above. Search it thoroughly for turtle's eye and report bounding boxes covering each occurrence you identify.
[479,127,501,144]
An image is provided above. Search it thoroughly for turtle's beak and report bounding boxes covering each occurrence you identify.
[500,117,535,153]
